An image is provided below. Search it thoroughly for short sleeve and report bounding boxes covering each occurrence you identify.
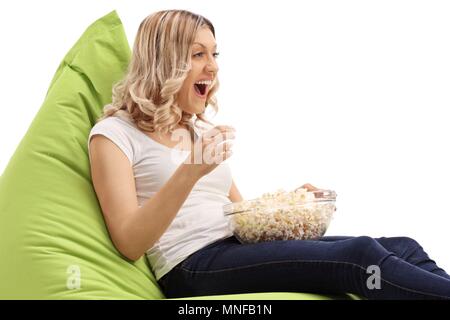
[87,117,134,165]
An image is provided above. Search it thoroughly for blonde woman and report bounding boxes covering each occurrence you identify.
[88,9,450,299]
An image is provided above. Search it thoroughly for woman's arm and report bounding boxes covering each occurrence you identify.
[90,135,202,262]
[90,126,235,262]
[228,178,244,202]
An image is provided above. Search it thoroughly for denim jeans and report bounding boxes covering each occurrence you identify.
[157,235,450,300]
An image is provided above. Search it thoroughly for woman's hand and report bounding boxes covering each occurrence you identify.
[295,183,324,198]
[184,125,235,178]
[297,183,320,192]
[295,184,337,212]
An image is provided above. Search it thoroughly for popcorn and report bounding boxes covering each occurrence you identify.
[224,188,336,243]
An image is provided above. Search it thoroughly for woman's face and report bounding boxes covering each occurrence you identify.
[176,26,219,115]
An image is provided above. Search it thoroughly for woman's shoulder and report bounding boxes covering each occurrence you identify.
[92,113,141,136]
[88,115,139,166]
[89,113,147,152]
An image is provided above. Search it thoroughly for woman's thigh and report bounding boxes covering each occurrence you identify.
[161,235,387,298]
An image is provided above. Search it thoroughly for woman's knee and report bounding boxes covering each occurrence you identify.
[394,236,423,252]
[378,236,421,249]
[346,236,382,260]
[399,236,420,247]
[353,235,378,247]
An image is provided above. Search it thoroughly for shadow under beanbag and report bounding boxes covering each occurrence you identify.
[0,10,359,300]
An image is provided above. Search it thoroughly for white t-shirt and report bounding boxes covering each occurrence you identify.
[87,114,234,280]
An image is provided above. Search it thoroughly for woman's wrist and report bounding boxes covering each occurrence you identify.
[178,162,204,183]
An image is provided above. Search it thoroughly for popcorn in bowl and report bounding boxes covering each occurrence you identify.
[223,188,337,244]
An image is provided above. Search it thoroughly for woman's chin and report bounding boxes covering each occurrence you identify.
[181,100,206,115]
[192,104,206,114]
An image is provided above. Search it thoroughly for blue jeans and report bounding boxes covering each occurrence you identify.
[157,235,450,299]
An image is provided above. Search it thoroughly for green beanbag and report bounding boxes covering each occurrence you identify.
[0,10,159,300]
[0,10,358,300]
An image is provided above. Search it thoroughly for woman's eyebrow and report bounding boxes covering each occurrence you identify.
[193,42,217,50]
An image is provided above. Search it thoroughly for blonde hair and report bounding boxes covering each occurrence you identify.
[96,10,219,135]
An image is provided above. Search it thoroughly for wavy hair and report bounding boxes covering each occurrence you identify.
[96,10,219,135]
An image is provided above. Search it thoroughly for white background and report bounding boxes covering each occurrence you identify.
[1,1,449,272]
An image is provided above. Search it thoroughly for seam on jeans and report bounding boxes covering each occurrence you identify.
[179,259,450,299]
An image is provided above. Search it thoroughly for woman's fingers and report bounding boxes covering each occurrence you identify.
[185,125,236,176]
[209,141,234,162]
[204,125,236,142]
[301,183,319,191]
[200,125,235,164]
[213,148,233,164]
[297,183,325,198]
[314,190,324,198]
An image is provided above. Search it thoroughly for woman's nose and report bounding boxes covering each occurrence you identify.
[205,56,219,73]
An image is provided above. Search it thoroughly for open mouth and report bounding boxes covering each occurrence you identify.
[194,83,207,97]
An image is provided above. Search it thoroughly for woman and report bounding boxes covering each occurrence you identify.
[88,9,450,299]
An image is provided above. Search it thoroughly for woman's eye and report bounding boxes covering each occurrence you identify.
[193,52,220,58]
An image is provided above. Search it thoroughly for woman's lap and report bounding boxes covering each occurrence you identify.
[177,235,378,272]
[158,235,450,299]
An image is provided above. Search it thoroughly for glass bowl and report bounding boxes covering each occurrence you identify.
[223,189,337,244]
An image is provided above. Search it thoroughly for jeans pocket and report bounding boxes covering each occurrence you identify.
[179,253,196,269]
